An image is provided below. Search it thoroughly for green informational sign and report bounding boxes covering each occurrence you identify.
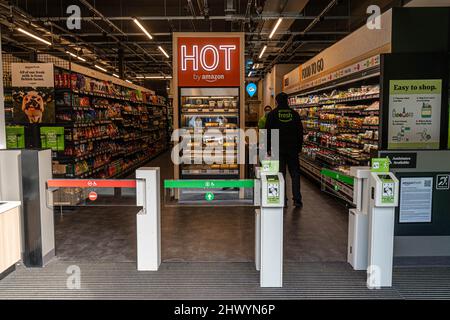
[261,160,279,173]
[381,178,395,204]
[448,98,450,149]
[388,79,442,150]
[371,158,390,173]
[164,179,254,189]
[205,192,215,201]
[40,127,65,151]
[6,125,25,149]
[266,175,280,204]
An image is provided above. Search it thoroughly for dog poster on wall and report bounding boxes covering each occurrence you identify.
[11,63,55,124]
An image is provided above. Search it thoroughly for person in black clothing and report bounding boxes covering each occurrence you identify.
[265,92,303,208]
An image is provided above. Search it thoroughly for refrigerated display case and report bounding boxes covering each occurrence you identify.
[179,87,240,179]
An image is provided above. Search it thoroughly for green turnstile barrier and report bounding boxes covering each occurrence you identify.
[164,179,255,206]
[164,179,254,189]
[320,169,354,203]
[320,169,354,186]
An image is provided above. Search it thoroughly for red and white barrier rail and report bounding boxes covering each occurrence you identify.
[47,179,137,188]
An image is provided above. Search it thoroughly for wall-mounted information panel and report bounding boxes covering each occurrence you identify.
[395,172,450,236]
[380,53,449,150]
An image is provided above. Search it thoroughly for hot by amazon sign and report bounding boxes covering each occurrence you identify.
[177,37,240,87]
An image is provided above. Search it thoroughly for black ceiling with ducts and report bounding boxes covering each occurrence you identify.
[0,0,408,82]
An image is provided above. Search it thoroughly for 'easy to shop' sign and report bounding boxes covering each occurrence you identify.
[388,79,442,150]
[177,37,240,87]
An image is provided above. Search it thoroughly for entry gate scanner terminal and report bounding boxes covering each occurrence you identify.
[254,167,284,287]
[367,172,399,289]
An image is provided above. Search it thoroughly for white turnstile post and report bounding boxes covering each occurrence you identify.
[136,167,161,271]
[347,167,371,270]
[367,172,399,288]
[258,172,284,287]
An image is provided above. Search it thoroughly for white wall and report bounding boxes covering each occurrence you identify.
[406,0,450,6]
[262,64,297,109]
[274,64,297,95]
[263,71,275,109]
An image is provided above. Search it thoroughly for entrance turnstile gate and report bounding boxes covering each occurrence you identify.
[46,167,161,271]
[47,168,284,286]
[164,173,285,288]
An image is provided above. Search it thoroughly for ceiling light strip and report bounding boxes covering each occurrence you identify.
[133,18,153,40]
[17,27,51,46]
[158,46,170,58]
[258,45,267,59]
[94,64,107,72]
[269,18,283,39]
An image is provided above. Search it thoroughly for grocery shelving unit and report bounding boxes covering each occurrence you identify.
[179,87,240,178]
[166,97,174,146]
[287,61,381,203]
[50,68,169,179]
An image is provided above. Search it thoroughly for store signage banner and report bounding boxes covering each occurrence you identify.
[283,55,380,95]
[177,37,240,87]
[12,63,54,88]
[40,127,65,151]
[5,125,25,149]
[388,79,442,150]
[11,63,55,124]
[379,152,417,169]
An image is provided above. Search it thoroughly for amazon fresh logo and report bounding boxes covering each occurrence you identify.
[278,111,293,122]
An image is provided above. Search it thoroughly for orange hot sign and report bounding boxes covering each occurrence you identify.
[177,37,240,87]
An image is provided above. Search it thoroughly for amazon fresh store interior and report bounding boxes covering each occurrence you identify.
[0,0,450,300]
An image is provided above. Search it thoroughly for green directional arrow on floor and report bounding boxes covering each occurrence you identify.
[205,192,215,201]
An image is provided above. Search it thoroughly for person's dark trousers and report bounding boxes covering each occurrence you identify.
[279,152,302,204]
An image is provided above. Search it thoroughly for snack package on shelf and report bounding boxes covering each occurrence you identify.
[363,115,379,125]
[365,101,380,111]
